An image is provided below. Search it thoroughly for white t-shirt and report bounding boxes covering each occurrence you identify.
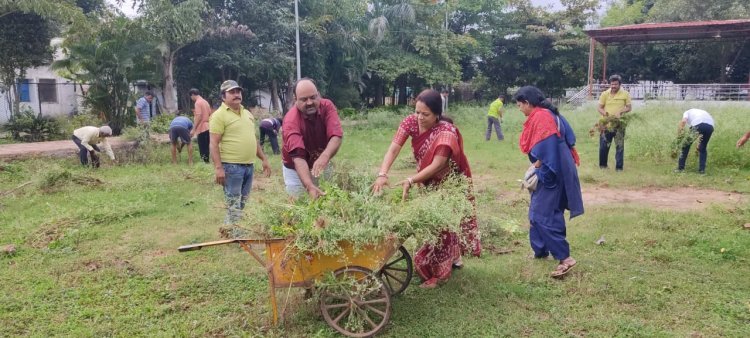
[682,109,714,127]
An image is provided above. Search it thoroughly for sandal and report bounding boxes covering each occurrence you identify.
[551,258,577,278]
[452,257,464,270]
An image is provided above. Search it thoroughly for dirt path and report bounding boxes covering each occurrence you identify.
[583,186,745,211]
[0,134,170,160]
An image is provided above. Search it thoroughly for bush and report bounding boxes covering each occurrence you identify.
[3,107,66,142]
[149,114,174,134]
[58,112,104,136]
[339,107,358,119]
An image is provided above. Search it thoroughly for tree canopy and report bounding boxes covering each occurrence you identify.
[4,0,749,123]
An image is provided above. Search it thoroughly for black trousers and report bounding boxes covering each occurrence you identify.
[197,130,210,163]
[259,127,280,154]
[72,135,100,167]
[678,123,713,172]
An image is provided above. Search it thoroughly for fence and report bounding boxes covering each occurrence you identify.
[568,83,750,105]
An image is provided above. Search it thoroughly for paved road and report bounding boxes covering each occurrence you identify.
[0,134,170,160]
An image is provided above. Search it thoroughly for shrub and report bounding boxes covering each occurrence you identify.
[3,107,66,142]
[149,114,174,134]
[58,112,104,136]
[339,107,358,119]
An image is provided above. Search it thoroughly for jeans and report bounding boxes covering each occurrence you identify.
[678,123,713,172]
[259,127,280,154]
[282,163,332,198]
[223,163,254,225]
[72,135,100,167]
[599,127,625,170]
[197,131,210,163]
[486,116,504,141]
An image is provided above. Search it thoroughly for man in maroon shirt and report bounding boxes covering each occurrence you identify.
[282,78,343,199]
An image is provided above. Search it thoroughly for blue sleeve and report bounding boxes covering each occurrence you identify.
[558,115,577,148]
[530,136,560,189]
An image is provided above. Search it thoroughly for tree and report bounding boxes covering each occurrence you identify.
[54,16,160,134]
[0,0,86,23]
[0,12,54,115]
[478,0,596,97]
[140,0,208,114]
[364,0,473,105]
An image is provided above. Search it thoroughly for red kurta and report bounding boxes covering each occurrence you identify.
[393,114,481,283]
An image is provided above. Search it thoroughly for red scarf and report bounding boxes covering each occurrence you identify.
[519,107,581,165]
[519,107,559,154]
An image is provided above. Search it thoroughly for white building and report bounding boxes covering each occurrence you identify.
[0,38,85,124]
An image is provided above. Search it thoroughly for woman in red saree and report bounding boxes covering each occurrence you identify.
[372,89,481,288]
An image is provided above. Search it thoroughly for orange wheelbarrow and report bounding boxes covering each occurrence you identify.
[178,237,413,337]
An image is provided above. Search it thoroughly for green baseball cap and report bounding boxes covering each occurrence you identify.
[220,80,242,93]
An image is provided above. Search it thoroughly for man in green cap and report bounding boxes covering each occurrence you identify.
[209,80,271,225]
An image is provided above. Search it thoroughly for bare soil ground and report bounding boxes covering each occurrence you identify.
[583,186,745,211]
[0,134,170,160]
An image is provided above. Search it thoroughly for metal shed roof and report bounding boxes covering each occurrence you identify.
[584,19,750,44]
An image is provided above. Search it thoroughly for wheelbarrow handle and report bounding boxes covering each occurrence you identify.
[178,239,247,252]
[178,238,281,252]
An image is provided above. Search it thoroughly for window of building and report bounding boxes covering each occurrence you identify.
[17,79,31,102]
[38,79,57,103]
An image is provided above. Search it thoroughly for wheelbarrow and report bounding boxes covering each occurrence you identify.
[178,237,413,337]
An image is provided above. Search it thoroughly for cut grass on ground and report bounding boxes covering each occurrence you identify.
[1,102,749,337]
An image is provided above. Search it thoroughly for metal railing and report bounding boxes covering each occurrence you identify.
[567,83,750,105]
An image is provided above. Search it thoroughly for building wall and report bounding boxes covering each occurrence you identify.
[0,38,83,124]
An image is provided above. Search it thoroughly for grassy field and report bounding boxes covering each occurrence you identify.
[1,101,749,337]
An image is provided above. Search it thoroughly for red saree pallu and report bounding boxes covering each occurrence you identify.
[394,116,481,282]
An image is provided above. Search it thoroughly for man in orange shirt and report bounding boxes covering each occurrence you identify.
[189,88,212,163]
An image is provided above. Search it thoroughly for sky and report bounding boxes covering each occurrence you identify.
[108,0,138,18]
[530,0,565,11]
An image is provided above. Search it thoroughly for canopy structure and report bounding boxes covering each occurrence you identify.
[583,19,750,95]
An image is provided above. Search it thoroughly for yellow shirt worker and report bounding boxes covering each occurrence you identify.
[209,80,271,225]
[598,84,631,117]
[485,95,505,141]
[597,74,631,171]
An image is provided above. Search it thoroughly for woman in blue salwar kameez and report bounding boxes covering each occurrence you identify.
[514,86,584,278]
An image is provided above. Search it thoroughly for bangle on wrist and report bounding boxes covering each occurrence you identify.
[377,172,388,178]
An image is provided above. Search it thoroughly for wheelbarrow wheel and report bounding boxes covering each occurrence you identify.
[377,246,413,295]
[320,266,392,337]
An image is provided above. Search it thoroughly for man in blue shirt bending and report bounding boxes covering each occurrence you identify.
[169,114,194,165]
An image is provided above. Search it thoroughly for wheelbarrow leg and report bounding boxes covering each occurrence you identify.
[269,277,278,325]
[265,243,279,326]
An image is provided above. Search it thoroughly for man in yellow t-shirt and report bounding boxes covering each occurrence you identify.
[486,94,505,141]
[597,74,632,171]
[209,80,271,225]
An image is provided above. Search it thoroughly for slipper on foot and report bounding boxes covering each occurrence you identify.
[551,259,577,278]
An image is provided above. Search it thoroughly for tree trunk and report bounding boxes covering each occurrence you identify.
[374,83,384,107]
[161,51,178,114]
[397,77,407,105]
[11,78,20,116]
[270,79,280,113]
[285,73,295,111]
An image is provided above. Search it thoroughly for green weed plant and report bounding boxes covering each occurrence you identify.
[669,128,701,159]
[250,173,473,256]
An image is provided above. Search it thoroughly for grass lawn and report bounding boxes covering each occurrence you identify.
[1,101,749,337]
